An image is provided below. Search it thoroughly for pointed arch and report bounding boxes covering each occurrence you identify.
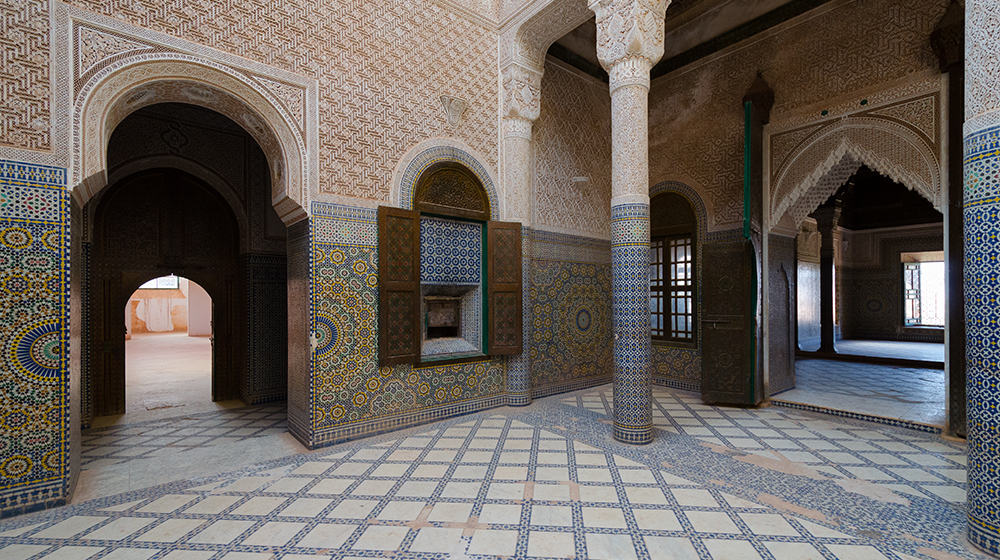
[770,116,941,229]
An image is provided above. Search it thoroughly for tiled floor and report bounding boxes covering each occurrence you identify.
[834,340,944,363]
[773,359,945,427]
[0,384,980,559]
[82,405,288,468]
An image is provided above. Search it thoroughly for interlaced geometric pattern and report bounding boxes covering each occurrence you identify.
[68,0,500,201]
[310,203,503,444]
[648,0,949,229]
[964,124,1000,553]
[611,203,652,444]
[0,160,68,516]
[0,1,51,150]
[420,216,481,284]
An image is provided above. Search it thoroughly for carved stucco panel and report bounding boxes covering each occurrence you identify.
[966,0,1000,130]
[533,61,611,237]
[75,56,306,222]
[68,0,499,201]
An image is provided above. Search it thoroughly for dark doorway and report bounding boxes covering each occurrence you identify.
[90,168,241,415]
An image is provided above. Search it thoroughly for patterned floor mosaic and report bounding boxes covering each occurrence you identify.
[82,405,287,469]
[0,384,982,559]
[772,359,945,427]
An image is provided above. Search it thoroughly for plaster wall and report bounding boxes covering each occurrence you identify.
[187,281,212,337]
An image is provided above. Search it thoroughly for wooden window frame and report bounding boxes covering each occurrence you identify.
[651,233,696,344]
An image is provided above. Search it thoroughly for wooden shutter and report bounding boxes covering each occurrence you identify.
[378,206,420,365]
[487,221,522,355]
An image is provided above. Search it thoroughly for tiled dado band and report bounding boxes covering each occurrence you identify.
[965,124,1000,556]
[610,203,652,444]
[0,160,71,517]
[505,227,533,406]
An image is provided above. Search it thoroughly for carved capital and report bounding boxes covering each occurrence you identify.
[501,63,542,122]
[502,116,533,139]
[608,55,653,92]
[589,0,668,73]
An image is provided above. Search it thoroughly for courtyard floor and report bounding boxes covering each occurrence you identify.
[772,360,946,428]
[0,383,979,559]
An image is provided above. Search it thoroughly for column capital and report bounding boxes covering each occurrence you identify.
[589,0,668,88]
[502,117,533,139]
[812,200,842,232]
[501,62,542,123]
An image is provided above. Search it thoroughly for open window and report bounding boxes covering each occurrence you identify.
[901,251,945,327]
[378,163,521,365]
[650,193,697,343]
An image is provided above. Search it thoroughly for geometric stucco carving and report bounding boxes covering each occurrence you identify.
[768,85,944,231]
[69,17,314,224]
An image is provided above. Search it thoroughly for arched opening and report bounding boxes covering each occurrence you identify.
[413,162,490,361]
[76,102,293,494]
[118,275,214,423]
[650,192,697,344]
[770,164,946,428]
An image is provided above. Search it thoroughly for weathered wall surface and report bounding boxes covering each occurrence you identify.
[649,0,949,231]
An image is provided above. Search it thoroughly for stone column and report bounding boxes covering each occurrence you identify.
[964,1,1000,554]
[501,62,541,406]
[813,202,841,355]
[591,0,668,444]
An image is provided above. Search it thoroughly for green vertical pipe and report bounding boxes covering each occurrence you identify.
[743,100,757,404]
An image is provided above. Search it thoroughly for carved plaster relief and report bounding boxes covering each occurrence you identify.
[767,80,944,230]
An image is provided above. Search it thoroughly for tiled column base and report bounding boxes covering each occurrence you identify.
[965,123,1000,558]
[611,203,652,445]
[506,227,533,406]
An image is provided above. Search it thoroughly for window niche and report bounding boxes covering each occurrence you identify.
[650,192,697,344]
[378,161,522,366]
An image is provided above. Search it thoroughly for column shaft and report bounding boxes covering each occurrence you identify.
[965,0,1000,555]
[610,74,653,445]
[502,117,534,406]
[814,205,840,354]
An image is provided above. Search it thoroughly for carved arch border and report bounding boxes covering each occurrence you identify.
[65,8,319,225]
[392,139,500,218]
[764,79,946,232]
[770,117,942,230]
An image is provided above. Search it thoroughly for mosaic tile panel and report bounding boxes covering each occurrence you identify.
[964,123,1000,554]
[611,203,653,444]
[529,231,612,398]
[506,227,533,405]
[309,202,505,447]
[0,160,69,517]
[419,216,482,284]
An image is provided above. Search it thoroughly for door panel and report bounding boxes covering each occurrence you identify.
[701,239,761,405]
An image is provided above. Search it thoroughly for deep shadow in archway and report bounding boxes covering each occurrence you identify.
[83,103,290,423]
[90,168,242,416]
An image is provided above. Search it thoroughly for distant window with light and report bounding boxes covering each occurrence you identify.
[650,193,697,342]
[138,275,179,290]
[901,252,944,327]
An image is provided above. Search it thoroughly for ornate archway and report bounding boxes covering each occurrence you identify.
[74,55,308,224]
